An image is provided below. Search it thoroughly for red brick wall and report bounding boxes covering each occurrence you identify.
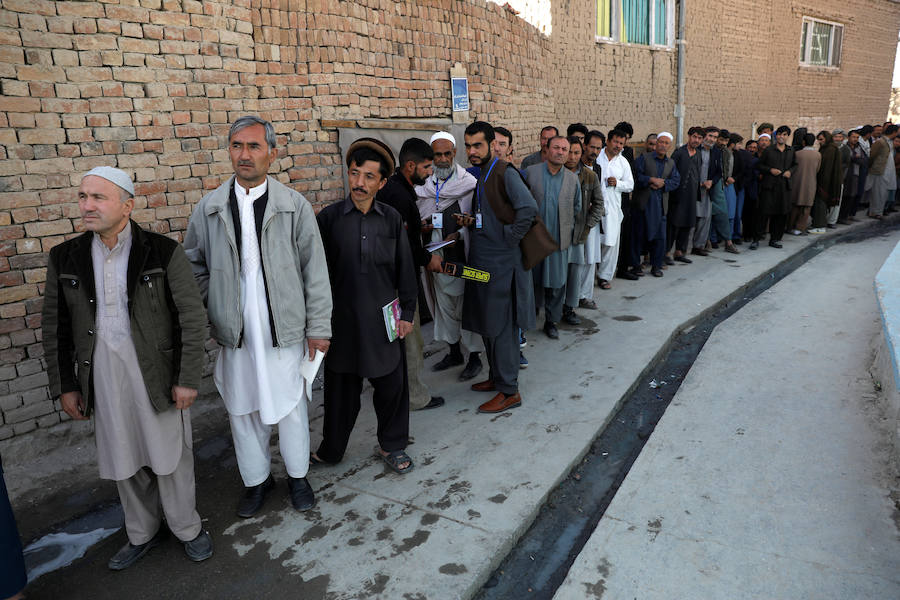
[0,0,552,439]
[1,0,898,440]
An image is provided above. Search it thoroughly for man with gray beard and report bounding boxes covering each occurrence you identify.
[415,132,483,381]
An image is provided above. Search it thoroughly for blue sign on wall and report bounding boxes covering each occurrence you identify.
[451,77,469,112]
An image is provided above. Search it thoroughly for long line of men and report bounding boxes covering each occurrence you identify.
[27,114,897,578]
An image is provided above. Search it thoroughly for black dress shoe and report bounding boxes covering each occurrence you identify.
[288,477,315,512]
[543,321,559,339]
[458,354,483,381]
[108,527,168,571]
[432,352,464,372]
[617,270,639,281]
[674,255,692,264]
[651,268,663,277]
[561,308,580,325]
[769,241,783,248]
[421,396,445,409]
[183,530,213,562]
[663,256,675,266]
[710,241,719,249]
[237,474,276,518]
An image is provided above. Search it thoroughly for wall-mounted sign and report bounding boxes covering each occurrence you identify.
[451,77,470,112]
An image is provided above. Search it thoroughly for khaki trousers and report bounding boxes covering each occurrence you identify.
[116,443,202,545]
[406,308,432,410]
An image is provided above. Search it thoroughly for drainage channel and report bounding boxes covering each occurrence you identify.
[475,219,900,600]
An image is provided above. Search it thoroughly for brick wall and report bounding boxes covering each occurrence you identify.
[0,0,898,442]
[683,0,899,138]
[0,0,554,441]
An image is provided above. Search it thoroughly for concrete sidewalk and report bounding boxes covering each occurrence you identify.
[552,231,900,598]
[15,220,895,599]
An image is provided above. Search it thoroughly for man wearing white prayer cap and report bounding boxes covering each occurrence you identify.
[43,166,213,569]
[415,131,484,381]
[632,132,680,276]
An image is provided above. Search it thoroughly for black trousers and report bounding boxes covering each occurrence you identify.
[839,193,858,220]
[317,355,409,463]
[666,220,691,253]
[767,213,787,242]
[617,203,632,274]
[483,296,520,396]
[628,208,646,269]
[742,194,762,241]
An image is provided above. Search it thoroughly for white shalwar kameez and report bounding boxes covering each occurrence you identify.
[415,164,483,354]
[595,150,634,282]
[214,180,321,487]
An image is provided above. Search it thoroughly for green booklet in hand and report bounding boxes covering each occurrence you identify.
[383,297,401,342]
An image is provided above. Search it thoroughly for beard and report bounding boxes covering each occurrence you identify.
[411,172,428,186]
[434,164,454,180]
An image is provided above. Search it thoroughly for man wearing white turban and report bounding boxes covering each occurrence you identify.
[415,132,484,380]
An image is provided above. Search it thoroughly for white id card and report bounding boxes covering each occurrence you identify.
[431,213,443,229]
[475,213,483,229]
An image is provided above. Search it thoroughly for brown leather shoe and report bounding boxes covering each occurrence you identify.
[471,379,496,392]
[478,392,522,413]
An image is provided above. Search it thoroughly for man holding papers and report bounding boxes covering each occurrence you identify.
[415,131,484,382]
[184,116,333,517]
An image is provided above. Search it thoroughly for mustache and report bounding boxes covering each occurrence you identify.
[351,187,367,194]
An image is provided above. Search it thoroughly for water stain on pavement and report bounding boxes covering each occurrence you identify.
[439,563,469,575]
[613,315,642,322]
[301,524,329,544]
[420,512,440,526]
[430,480,472,510]
[488,494,507,504]
[391,529,431,556]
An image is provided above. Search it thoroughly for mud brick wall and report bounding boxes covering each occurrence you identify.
[1,0,898,442]
[683,0,899,138]
[0,0,552,440]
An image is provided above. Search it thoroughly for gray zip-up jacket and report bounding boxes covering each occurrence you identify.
[183,175,332,349]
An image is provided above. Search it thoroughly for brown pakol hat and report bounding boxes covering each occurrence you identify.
[346,137,395,174]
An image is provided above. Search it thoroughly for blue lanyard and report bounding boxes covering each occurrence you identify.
[435,177,448,210]
[475,157,499,213]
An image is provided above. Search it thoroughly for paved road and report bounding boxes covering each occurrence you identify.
[14,219,895,599]
[553,230,900,599]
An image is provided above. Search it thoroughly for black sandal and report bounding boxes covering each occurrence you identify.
[375,447,414,474]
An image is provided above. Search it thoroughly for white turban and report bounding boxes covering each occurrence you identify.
[430,131,456,147]
[83,166,135,196]
[758,133,771,140]
[657,131,673,142]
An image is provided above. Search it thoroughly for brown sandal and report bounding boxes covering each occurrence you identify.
[599,279,611,290]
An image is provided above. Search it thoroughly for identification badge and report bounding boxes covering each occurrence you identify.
[431,213,443,229]
[475,213,483,229]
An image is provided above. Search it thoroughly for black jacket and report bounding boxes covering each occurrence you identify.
[42,221,208,416]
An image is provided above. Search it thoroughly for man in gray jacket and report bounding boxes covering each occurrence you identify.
[184,116,333,517]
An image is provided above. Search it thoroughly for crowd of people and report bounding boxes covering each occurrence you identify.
[3,113,897,591]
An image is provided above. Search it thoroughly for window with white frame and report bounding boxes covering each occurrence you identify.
[800,17,843,68]
[596,0,674,48]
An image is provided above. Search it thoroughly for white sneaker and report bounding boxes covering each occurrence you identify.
[810,227,825,234]
[789,229,802,236]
